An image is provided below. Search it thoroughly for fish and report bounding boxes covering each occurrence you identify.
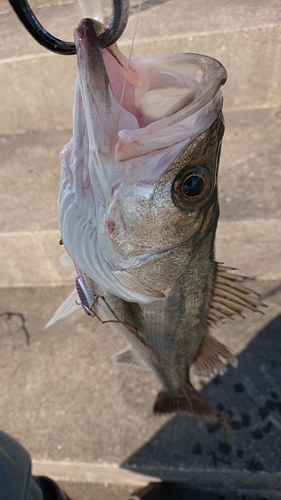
[49,18,263,421]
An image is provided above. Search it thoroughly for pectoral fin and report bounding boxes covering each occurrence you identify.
[45,288,80,328]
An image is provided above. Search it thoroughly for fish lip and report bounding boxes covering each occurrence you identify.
[75,19,89,42]
[74,18,103,46]
[74,18,110,100]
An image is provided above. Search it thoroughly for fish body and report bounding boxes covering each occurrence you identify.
[55,19,262,420]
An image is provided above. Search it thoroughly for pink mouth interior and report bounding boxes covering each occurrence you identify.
[101,48,146,127]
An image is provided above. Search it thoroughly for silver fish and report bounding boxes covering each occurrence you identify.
[54,19,263,421]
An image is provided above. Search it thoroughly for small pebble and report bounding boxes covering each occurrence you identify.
[241,413,250,427]
[218,442,232,455]
[262,422,273,434]
[252,429,263,440]
[207,422,222,434]
[234,382,245,393]
[246,459,263,472]
[265,399,277,411]
[216,402,225,412]
[213,375,222,385]
[192,442,203,455]
[230,420,241,430]
[236,449,244,459]
[258,407,269,420]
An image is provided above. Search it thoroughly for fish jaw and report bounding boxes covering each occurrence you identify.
[72,19,139,200]
[59,19,145,303]
[59,18,227,303]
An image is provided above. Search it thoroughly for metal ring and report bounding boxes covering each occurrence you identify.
[8,0,129,55]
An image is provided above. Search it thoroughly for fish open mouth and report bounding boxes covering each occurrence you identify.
[58,18,227,303]
[74,18,227,162]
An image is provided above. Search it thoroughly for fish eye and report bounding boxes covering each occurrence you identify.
[182,175,205,197]
[172,165,212,209]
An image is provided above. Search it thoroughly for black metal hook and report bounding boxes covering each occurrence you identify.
[8,0,129,55]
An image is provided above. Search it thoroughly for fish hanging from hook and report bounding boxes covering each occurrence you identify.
[48,15,265,421]
[8,0,266,420]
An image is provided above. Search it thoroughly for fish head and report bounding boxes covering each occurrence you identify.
[59,18,226,303]
[108,115,224,252]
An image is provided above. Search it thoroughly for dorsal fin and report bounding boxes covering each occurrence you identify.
[207,263,266,327]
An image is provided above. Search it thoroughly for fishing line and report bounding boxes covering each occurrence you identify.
[76,0,103,21]
[90,295,195,414]
[120,0,143,104]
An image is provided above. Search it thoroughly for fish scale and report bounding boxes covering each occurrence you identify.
[101,229,217,400]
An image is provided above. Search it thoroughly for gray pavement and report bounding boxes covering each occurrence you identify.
[1,1,281,134]
[0,0,281,498]
[0,280,281,498]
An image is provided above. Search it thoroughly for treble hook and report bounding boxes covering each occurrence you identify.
[8,0,129,54]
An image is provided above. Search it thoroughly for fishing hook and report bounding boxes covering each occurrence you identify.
[8,0,129,54]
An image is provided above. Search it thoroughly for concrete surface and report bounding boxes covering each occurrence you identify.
[0,0,281,498]
[56,480,281,500]
[123,310,281,491]
[57,481,136,500]
[0,1,281,133]
[0,0,75,13]
[0,280,281,497]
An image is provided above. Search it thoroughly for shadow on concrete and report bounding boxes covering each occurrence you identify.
[126,482,237,500]
[124,481,273,500]
[122,314,281,492]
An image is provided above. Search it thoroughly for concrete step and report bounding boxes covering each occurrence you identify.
[0,107,280,288]
[55,481,144,500]
[0,0,280,133]
[50,479,281,500]
[0,279,281,497]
